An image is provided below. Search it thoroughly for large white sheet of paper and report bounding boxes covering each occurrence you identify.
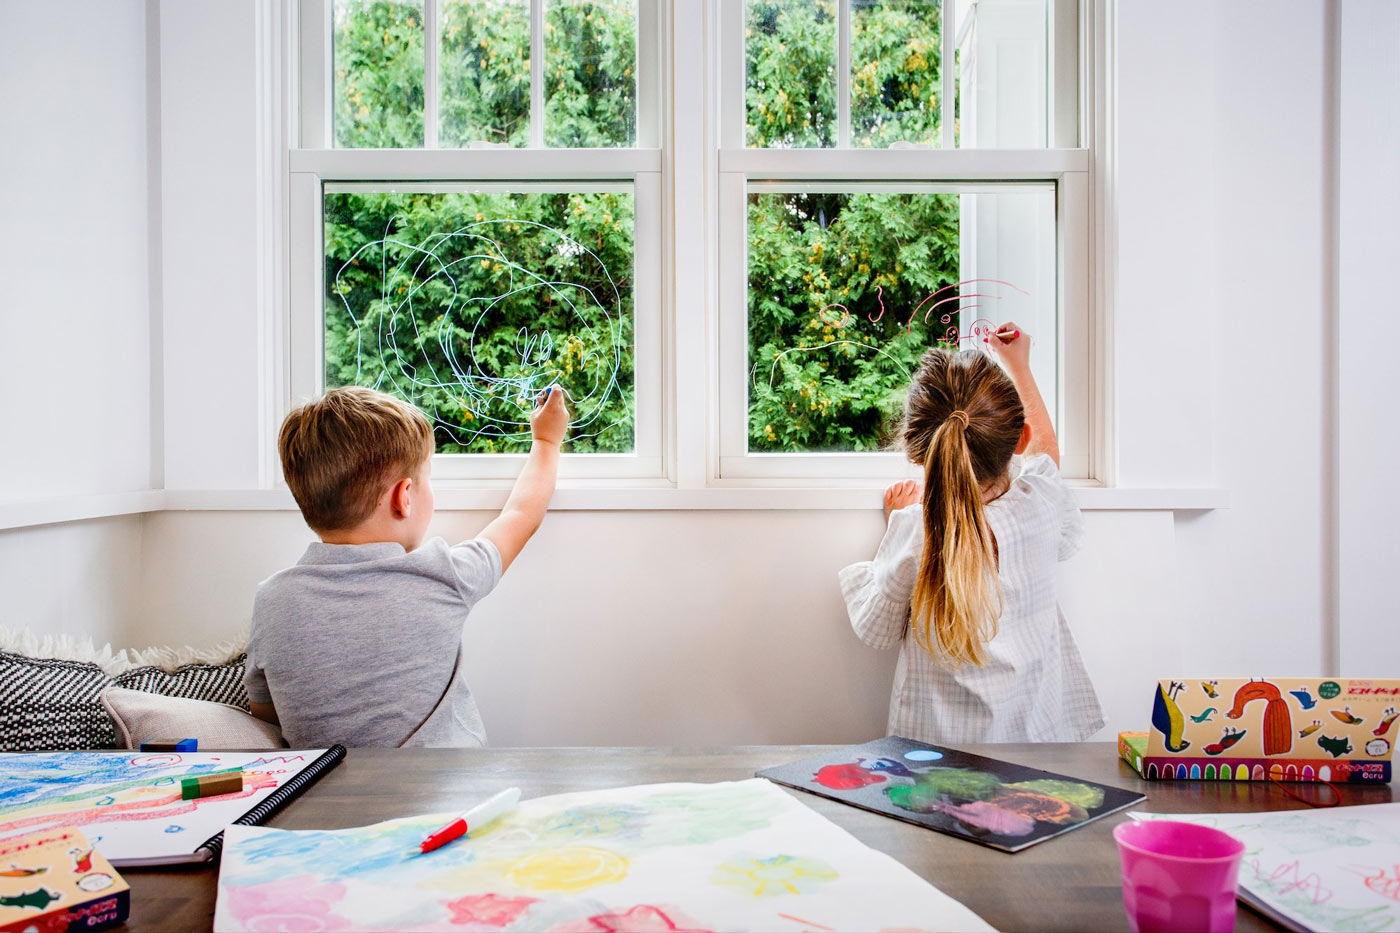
[215,779,994,932]
[0,751,326,865]
[1131,803,1400,932]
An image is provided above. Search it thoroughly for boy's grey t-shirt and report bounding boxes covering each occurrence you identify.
[244,537,501,748]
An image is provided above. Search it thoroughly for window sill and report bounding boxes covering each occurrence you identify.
[0,485,1228,529]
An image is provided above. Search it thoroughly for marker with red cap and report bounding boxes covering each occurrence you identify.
[417,787,521,855]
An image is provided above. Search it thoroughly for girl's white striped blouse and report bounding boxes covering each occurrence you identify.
[840,454,1104,744]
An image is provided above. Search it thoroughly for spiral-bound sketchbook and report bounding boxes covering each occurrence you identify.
[0,747,346,867]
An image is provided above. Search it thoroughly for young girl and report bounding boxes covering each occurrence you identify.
[839,325,1103,743]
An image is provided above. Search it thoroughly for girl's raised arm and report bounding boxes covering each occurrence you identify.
[990,323,1059,467]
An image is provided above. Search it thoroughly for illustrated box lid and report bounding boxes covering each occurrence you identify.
[1129,677,1397,782]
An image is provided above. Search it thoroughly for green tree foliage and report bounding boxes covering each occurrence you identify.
[335,1,425,147]
[747,192,958,452]
[329,0,957,455]
[439,0,531,146]
[325,191,634,453]
[851,0,942,147]
[544,0,636,147]
[746,0,837,147]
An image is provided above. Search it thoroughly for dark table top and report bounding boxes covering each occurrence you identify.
[120,743,1393,931]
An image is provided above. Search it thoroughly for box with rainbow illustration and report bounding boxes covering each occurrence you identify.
[1119,677,1398,783]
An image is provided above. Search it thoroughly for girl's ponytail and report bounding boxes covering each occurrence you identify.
[910,411,1001,666]
[900,348,1024,667]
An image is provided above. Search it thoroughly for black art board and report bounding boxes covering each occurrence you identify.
[757,735,1146,853]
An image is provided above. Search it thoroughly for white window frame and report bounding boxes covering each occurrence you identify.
[714,0,1092,484]
[290,0,666,482]
[283,0,1102,494]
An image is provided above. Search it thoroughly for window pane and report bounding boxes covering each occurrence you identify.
[955,0,1050,147]
[851,0,942,148]
[747,185,1055,453]
[439,0,531,147]
[333,0,425,148]
[324,187,635,453]
[544,0,637,147]
[746,0,836,148]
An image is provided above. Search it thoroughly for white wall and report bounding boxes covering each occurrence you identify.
[1141,1,1332,676]
[159,0,265,491]
[0,1,154,647]
[131,508,1183,745]
[0,517,145,642]
[1337,0,1400,675]
[0,0,153,500]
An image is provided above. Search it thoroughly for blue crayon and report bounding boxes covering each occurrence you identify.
[140,738,198,752]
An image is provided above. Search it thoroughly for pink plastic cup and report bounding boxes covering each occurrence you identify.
[1113,819,1245,933]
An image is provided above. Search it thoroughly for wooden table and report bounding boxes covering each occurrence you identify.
[127,743,1393,931]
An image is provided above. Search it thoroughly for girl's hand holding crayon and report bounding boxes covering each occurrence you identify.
[988,321,1031,373]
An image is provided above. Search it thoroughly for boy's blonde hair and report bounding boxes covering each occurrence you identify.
[279,387,433,532]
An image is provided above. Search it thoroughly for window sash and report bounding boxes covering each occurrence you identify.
[298,0,660,150]
[722,0,1077,151]
[715,170,1091,481]
[289,166,664,480]
[714,0,1090,481]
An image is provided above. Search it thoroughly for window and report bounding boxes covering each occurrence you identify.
[322,184,636,455]
[293,0,661,479]
[718,0,1089,482]
[742,183,1056,458]
[330,0,638,149]
[290,0,1092,489]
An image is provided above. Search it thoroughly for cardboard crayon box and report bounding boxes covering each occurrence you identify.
[1120,677,1398,782]
[0,828,129,932]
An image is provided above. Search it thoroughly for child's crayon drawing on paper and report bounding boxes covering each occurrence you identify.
[0,752,320,863]
[1134,802,1400,932]
[214,779,993,932]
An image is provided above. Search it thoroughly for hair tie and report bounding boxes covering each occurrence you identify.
[947,410,970,428]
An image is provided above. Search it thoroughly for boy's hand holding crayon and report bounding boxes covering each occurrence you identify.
[530,386,570,447]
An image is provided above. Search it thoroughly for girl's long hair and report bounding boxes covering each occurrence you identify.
[899,348,1025,666]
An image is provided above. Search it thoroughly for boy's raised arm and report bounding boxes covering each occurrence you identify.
[477,386,569,572]
[990,322,1060,467]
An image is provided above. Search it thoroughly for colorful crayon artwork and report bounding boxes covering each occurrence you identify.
[1132,803,1400,932]
[214,780,993,933]
[0,752,321,864]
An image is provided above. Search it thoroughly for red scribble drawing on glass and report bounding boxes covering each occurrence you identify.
[777,913,835,931]
[867,285,886,323]
[1343,865,1400,902]
[905,278,1031,337]
[1251,858,1335,906]
[769,278,1030,393]
[815,303,851,328]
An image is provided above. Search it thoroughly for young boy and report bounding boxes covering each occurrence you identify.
[244,384,568,747]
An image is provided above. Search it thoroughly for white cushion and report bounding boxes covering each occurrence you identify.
[99,687,285,750]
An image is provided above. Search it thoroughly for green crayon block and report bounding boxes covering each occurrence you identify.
[180,769,243,800]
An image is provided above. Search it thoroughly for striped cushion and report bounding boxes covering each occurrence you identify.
[0,651,248,752]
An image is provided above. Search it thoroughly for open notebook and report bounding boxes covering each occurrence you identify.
[0,747,345,866]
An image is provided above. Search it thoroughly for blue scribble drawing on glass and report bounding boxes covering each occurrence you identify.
[328,213,631,450]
